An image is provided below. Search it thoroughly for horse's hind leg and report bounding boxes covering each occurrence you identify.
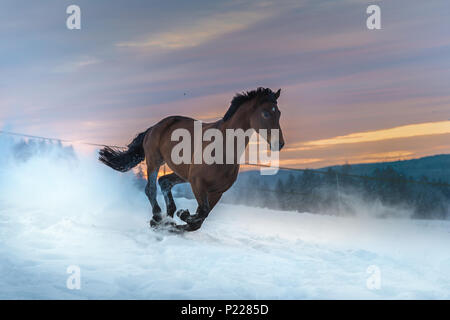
[158,173,185,218]
[145,165,162,225]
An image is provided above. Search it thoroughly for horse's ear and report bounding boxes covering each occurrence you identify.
[274,88,281,99]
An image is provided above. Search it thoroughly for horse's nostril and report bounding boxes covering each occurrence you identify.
[280,142,285,149]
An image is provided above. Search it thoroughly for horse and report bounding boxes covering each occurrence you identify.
[99,87,285,232]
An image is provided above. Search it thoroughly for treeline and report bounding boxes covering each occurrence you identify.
[223,165,450,219]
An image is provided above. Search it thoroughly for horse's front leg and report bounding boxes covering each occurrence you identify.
[176,193,209,231]
[176,191,222,232]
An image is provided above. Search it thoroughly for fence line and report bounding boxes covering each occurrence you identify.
[0,130,126,149]
[1,129,449,189]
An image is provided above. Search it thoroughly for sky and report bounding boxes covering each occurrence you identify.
[1,0,449,168]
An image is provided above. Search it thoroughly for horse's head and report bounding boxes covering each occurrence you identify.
[249,88,285,151]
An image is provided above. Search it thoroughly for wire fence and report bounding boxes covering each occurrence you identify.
[1,129,449,190]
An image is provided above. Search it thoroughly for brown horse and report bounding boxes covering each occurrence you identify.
[99,87,285,232]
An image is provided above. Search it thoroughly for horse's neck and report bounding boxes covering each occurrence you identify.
[219,101,253,133]
[219,117,251,132]
[217,110,254,164]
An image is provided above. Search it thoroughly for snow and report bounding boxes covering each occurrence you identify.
[1,139,450,299]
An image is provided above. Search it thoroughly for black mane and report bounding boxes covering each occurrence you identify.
[223,87,277,121]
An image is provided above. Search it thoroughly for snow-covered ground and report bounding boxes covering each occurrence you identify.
[1,139,450,299]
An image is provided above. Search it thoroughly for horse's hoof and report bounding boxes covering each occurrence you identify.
[150,218,160,228]
[176,209,190,222]
[174,219,202,232]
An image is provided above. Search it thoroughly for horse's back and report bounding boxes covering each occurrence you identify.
[142,115,203,179]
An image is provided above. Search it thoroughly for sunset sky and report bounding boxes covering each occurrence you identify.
[1,0,449,168]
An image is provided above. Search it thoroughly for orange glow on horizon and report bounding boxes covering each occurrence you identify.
[298,121,450,149]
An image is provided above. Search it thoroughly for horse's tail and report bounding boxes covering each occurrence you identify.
[98,128,150,172]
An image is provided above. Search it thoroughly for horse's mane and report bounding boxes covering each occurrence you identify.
[223,87,277,121]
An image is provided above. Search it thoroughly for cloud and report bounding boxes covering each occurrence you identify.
[279,158,323,166]
[338,151,415,164]
[116,10,271,49]
[300,121,450,148]
[52,57,101,73]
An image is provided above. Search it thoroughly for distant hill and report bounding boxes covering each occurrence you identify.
[325,154,450,183]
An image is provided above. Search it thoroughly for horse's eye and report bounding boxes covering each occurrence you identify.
[262,111,271,119]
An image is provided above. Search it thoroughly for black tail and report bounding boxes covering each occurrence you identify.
[98,129,149,172]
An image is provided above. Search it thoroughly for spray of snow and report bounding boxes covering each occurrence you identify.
[1,136,450,299]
